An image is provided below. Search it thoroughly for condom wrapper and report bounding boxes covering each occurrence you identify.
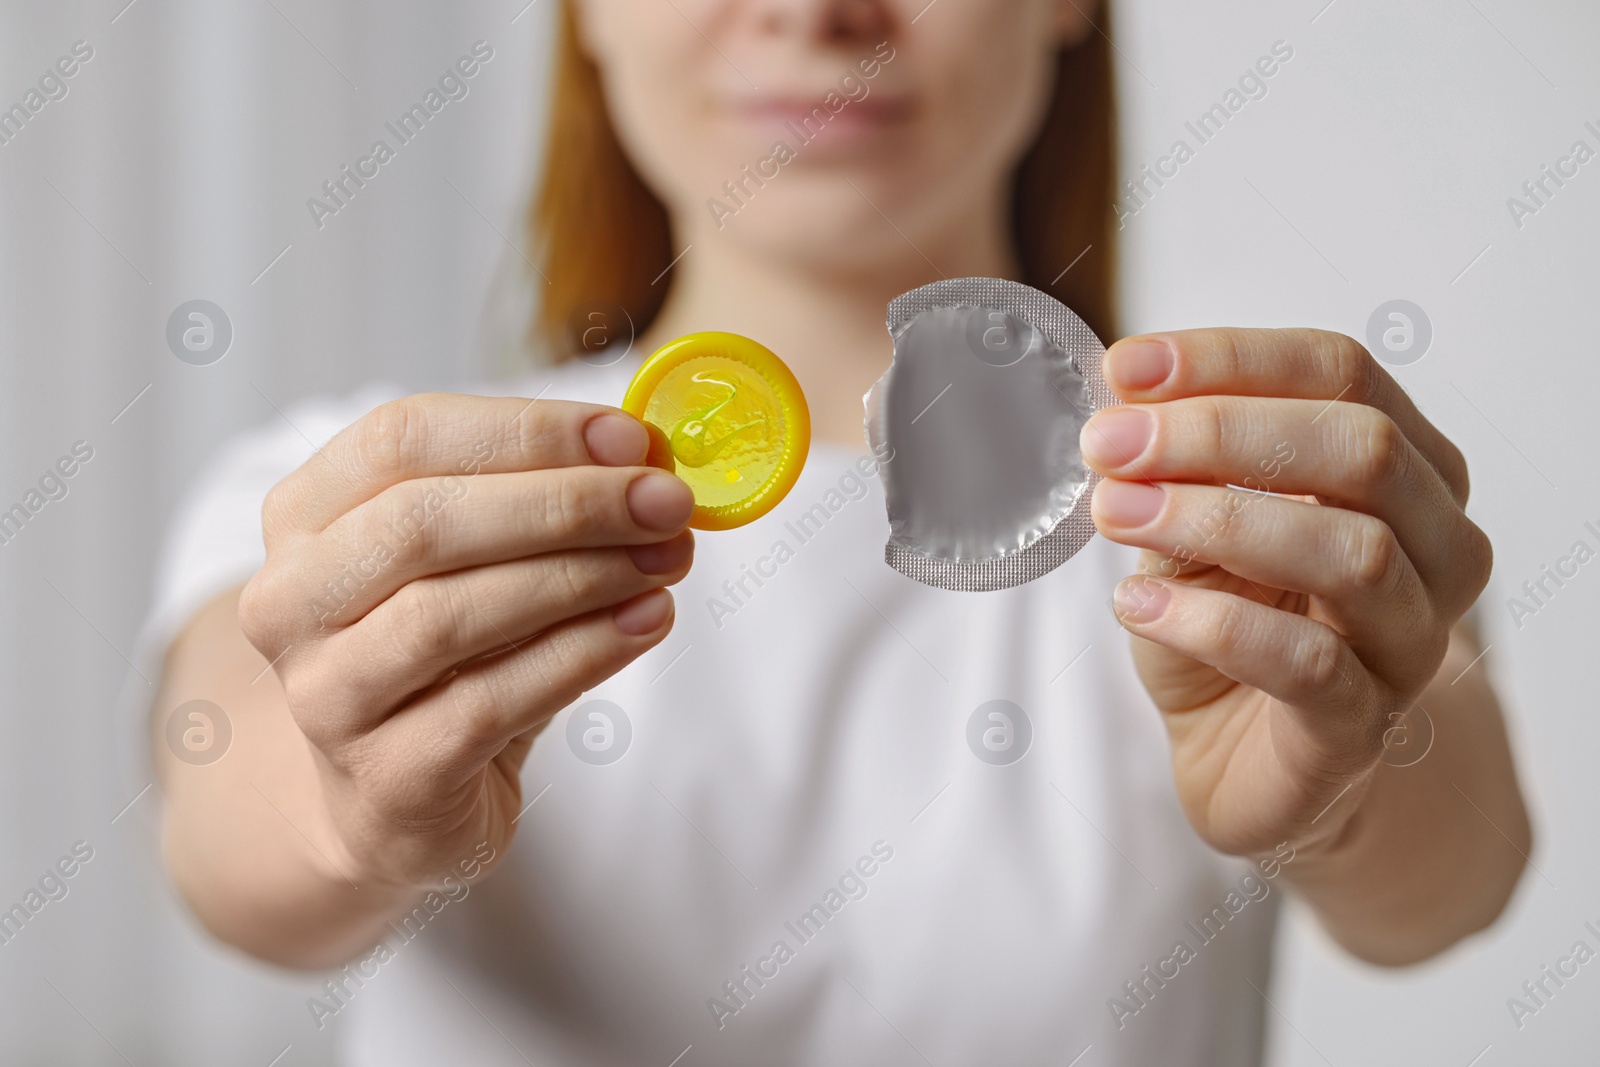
[864,278,1113,591]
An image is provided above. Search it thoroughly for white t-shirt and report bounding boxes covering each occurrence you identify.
[137,358,1277,1066]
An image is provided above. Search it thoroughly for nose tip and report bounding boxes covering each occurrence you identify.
[753,0,894,43]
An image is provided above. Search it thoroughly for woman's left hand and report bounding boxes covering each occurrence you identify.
[1080,328,1493,858]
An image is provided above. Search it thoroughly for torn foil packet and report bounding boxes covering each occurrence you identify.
[864,278,1114,591]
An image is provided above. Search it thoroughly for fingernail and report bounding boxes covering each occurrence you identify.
[584,413,649,466]
[1114,577,1170,624]
[614,589,673,635]
[1081,407,1153,468]
[1094,480,1165,528]
[1107,339,1174,393]
[627,472,695,531]
[626,532,695,575]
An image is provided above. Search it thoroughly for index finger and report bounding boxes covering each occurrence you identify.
[265,393,652,539]
[1102,328,1469,505]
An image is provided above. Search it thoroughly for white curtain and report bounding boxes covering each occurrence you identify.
[1,0,1596,1063]
[1,2,545,1062]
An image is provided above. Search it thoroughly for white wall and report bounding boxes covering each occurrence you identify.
[0,0,1595,1063]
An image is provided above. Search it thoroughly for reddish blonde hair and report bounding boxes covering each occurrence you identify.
[530,8,1117,355]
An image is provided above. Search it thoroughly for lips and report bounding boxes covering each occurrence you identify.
[725,94,913,158]
[734,95,913,127]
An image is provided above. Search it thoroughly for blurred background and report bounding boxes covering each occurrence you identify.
[0,0,1595,1063]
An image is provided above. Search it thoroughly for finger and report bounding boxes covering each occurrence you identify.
[1080,396,1492,607]
[317,533,694,726]
[265,394,652,541]
[280,466,694,632]
[1101,328,1469,504]
[1093,479,1443,689]
[379,589,677,778]
[1112,576,1385,768]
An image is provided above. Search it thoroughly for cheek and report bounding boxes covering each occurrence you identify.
[922,14,1058,171]
[585,3,733,203]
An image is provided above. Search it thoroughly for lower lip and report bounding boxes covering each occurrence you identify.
[731,101,912,151]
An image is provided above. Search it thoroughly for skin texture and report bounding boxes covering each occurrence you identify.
[1084,330,1527,963]
[156,0,1527,971]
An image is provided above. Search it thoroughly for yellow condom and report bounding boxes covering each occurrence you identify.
[622,332,810,531]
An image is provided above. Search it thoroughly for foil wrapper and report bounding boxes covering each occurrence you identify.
[865,278,1113,591]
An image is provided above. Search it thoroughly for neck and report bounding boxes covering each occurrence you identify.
[640,191,1020,448]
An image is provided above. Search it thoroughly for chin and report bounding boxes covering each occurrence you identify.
[697,170,930,270]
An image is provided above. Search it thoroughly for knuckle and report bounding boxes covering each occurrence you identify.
[236,572,273,647]
[296,709,359,763]
[1438,439,1472,505]
[390,580,461,667]
[1418,625,1452,678]
[353,397,430,480]
[1214,330,1248,385]
[238,568,294,651]
[541,471,603,539]
[1183,487,1241,551]
[440,617,628,753]
[521,623,610,711]
[542,552,594,608]
[278,673,333,739]
[377,486,444,570]
[1346,517,1402,595]
[1211,598,1257,660]
[1465,522,1495,596]
[1288,628,1348,697]
[260,480,297,541]
[1193,395,1232,465]
[544,624,616,695]
[1347,408,1407,489]
[1327,331,1379,403]
[511,399,568,466]
[449,656,554,749]
[445,675,515,752]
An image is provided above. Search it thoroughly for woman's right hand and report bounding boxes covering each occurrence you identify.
[237,393,694,894]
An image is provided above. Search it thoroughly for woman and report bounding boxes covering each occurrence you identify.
[149,0,1530,1063]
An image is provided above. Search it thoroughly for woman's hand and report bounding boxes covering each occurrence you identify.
[237,393,695,892]
[1080,329,1494,861]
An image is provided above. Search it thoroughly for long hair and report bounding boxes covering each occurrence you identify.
[530,8,1118,357]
